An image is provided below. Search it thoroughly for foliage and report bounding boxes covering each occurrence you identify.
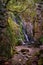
[8,16,20,45]
[0,0,43,60]
[0,24,14,59]
[8,13,24,45]
[38,57,43,65]
[39,36,43,44]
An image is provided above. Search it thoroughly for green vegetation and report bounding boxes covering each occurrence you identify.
[0,0,43,61]
[39,36,43,44]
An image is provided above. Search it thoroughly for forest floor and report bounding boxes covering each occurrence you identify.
[3,45,43,65]
[11,45,43,65]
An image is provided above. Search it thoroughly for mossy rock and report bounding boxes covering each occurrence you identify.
[26,59,31,65]
[39,36,43,44]
[38,57,43,65]
[39,49,43,54]
[15,40,22,46]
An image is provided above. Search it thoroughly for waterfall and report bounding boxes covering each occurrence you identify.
[23,30,29,42]
[19,15,30,43]
[11,14,34,45]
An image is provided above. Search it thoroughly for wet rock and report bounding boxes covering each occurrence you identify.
[11,54,28,65]
[20,49,29,53]
[11,47,32,65]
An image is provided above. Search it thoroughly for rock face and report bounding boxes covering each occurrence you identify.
[0,11,8,44]
[26,21,33,37]
[34,3,43,40]
[21,3,43,40]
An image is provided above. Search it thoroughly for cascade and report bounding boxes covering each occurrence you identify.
[11,14,30,44]
[11,13,38,45]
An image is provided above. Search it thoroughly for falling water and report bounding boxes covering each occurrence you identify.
[19,15,30,43]
[23,31,29,42]
[11,14,33,45]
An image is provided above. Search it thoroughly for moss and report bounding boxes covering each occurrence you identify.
[32,49,43,65]
[39,49,43,54]
[33,51,40,58]
[38,57,43,65]
[39,36,43,44]
[13,49,19,54]
[26,59,31,65]
[15,40,22,46]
